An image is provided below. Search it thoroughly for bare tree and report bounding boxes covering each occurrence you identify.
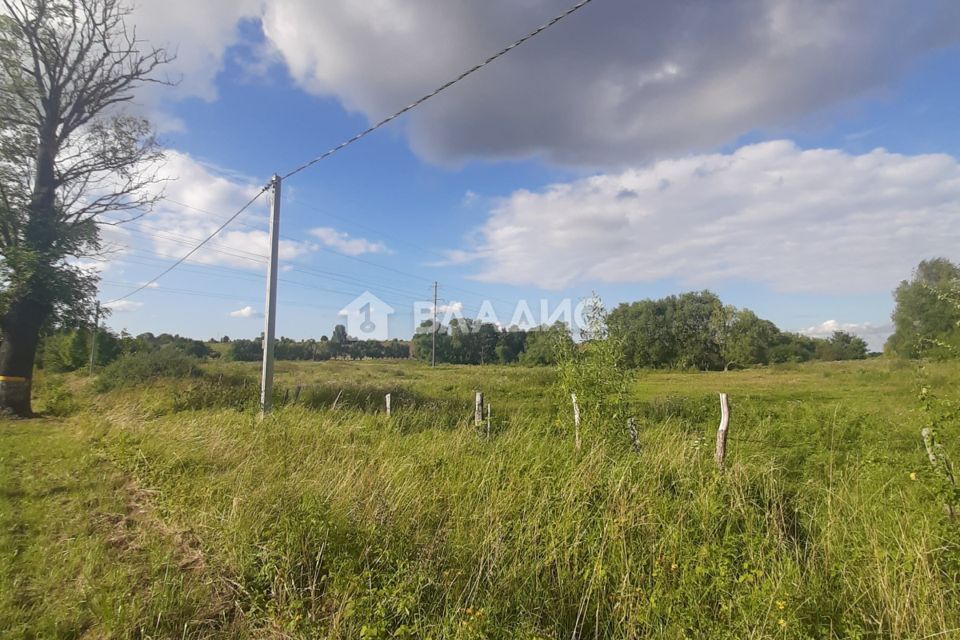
[0,0,172,415]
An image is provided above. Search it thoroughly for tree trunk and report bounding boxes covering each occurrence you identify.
[0,297,49,416]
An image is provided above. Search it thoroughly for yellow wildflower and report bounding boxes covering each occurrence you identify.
[910,472,917,481]
[776,600,786,610]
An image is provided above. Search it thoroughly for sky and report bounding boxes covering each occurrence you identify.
[92,0,960,351]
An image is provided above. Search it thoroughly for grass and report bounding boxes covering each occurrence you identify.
[1,358,958,638]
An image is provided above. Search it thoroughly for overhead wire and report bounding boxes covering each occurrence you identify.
[101,0,597,305]
[103,186,270,303]
[280,0,595,181]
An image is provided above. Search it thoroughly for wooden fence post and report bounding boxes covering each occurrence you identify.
[385,393,392,416]
[475,391,484,427]
[627,417,639,451]
[715,392,730,469]
[571,393,581,450]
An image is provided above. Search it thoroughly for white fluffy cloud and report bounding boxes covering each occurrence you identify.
[229,305,262,318]
[800,319,893,350]
[131,0,263,103]
[103,300,143,313]
[308,227,386,256]
[458,141,960,293]
[435,301,463,315]
[140,151,315,268]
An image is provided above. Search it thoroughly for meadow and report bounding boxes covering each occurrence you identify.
[1,358,958,639]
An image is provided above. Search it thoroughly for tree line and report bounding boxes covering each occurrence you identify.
[608,290,868,369]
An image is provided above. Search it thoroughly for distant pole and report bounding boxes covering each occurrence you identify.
[260,175,282,415]
[88,301,100,376]
[431,281,438,367]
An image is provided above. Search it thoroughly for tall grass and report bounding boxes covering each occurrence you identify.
[75,360,960,639]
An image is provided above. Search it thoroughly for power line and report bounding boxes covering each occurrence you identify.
[100,0,597,303]
[104,187,269,303]
[280,0,596,181]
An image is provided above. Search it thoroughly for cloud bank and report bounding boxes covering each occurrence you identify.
[133,0,960,165]
[457,141,960,293]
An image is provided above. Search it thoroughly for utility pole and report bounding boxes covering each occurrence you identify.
[260,175,282,415]
[432,281,438,367]
[88,301,100,376]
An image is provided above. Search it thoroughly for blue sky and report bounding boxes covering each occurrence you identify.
[96,1,960,350]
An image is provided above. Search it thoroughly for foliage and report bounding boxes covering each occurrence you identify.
[554,294,630,445]
[226,335,410,362]
[887,258,960,358]
[610,290,868,369]
[94,346,201,392]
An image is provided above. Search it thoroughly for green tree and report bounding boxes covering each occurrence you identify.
[722,309,780,369]
[520,322,570,366]
[0,0,171,414]
[886,258,960,357]
[330,324,349,358]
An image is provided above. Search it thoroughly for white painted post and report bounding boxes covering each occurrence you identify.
[475,391,484,427]
[715,392,730,468]
[571,393,581,450]
[385,393,392,416]
[259,175,282,415]
[486,403,491,438]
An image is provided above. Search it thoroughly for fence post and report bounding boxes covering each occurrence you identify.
[627,417,639,451]
[385,393,392,416]
[571,393,581,450]
[475,391,484,427]
[486,404,491,439]
[715,392,730,469]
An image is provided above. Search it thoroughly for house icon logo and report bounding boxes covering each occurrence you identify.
[339,292,394,341]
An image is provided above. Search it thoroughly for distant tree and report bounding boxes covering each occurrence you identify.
[228,338,261,362]
[520,322,570,366]
[886,258,960,357]
[817,331,868,361]
[722,309,780,369]
[330,324,349,358]
[495,327,527,364]
[768,332,817,363]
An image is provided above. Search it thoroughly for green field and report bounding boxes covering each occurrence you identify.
[2,359,958,639]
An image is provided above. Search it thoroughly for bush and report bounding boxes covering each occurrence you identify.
[95,347,201,392]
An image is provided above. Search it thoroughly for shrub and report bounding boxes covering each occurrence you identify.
[95,346,201,392]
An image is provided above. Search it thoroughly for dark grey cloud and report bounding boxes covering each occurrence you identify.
[259,0,960,166]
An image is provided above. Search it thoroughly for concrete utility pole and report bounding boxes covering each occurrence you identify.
[88,301,100,376]
[260,175,282,415]
[432,281,438,367]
